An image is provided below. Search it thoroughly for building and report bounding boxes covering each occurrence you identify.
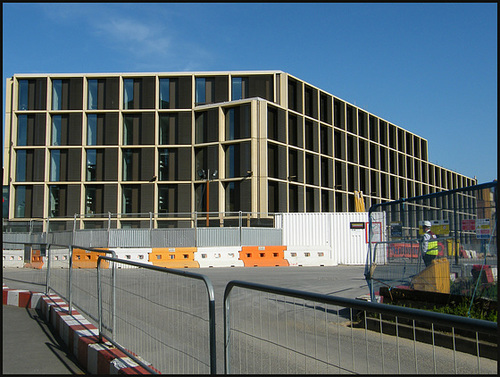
[3,71,477,230]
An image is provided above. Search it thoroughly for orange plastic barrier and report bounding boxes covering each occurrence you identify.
[239,246,289,267]
[24,249,44,269]
[149,248,200,268]
[388,242,445,258]
[388,243,419,258]
[72,248,109,269]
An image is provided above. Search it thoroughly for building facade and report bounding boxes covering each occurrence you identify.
[3,71,477,230]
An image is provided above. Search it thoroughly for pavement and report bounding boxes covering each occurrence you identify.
[2,304,86,375]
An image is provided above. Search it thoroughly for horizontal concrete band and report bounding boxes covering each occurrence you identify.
[2,284,157,374]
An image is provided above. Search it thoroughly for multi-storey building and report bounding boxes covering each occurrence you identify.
[3,71,477,230]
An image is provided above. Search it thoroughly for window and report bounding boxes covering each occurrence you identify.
[49,186,60,217]
[225,105,250,140]
[226,182,236,211]
[16,150,26,182]
[86,187,96,214]
[123,79,134,109]
[86,149,97,181]
[50,150,61,182]
[51,115,61,146]
[123,116,134,145]
[18,80,28,110]
[159,78,170,109]
[158,186,169,213]
[122,149,133,181]
[231,77,248,100]
[226,108,235,140]
[195,78,206,104]
[88,79,98,110]
[17,115,27,146]
[225,143,250,178]
[87,114,97,145]
[15,186,26,217]
[195,77,214,104]
[159,114,174,144]
[52,79,62,110]
[227,145,235,178]
[122,186,133,213]
[159,149,169,181]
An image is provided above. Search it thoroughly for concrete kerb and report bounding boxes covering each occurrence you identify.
[2,284,157,374]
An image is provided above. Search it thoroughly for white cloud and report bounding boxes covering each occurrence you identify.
[35,3,214,71]
[93,16,172,59]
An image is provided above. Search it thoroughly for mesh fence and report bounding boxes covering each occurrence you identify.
[366,181,497,310]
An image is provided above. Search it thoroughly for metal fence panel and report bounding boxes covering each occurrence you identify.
[196,228,240,247]
[98,257,216,374]
[74,229,109,248]
[367,181,497,303]
[241,228,282,246]
[2,232,46,247]
[109,229,150,248]
[224,281,497,374]
[48,231,73,246]
[151,228,196,248]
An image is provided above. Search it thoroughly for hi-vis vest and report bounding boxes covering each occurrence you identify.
[427,240,439,255]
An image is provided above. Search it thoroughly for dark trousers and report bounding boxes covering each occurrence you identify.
[423,253,438,267]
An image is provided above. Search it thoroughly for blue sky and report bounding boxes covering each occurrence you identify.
[3,3,497,183]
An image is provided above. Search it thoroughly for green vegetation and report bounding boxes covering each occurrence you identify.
[430,297,497,322]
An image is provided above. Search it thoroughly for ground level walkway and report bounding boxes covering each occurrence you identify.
[2,304,85,374]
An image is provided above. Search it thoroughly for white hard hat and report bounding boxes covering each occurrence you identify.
[423,221,432,227]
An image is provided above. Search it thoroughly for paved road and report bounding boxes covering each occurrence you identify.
[2,304,85,374]
[3,266,497,374]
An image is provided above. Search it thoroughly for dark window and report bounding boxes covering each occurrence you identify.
[195,77,214,104]
[52,78,83,110]
[225,142,250,178]
[225,180,251,212]
[159,113,191,145]
[231,77,249,100]
[18,80,29,110]
[195,109,219,143]
[86,113,118,145]
[225,105,250,140]
[87,78,119,110]
[17,115,28,146]
[18,78,47,110]
[123,77,154,109]
[159,78,170,108]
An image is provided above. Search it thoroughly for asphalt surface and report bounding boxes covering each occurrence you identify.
[3,266,497,374]
[2,304,86,375]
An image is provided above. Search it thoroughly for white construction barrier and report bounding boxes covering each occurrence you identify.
[50,248,70,268]
[109,248,153,268]
[2,249,24,268]
[195,247,244,268]
[285,246,336,267]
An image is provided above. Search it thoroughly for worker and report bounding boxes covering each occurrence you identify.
[419,221,439,267]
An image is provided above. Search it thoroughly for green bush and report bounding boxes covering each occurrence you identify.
[431,297,497,322]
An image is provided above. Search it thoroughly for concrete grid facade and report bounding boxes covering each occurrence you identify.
[3,71,476,230]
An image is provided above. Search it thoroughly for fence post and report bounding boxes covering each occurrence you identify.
[68,245,73,314]
[239,211,242,247]
[97,257,103,343]
[45,244,51,295]
[194,211,198,247]
[107,212,111,248]
[224,291,231,374]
